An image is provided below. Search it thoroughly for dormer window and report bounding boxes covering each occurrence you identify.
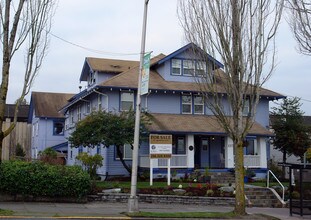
[196,61,207,76]
[171,59,207,77]
[183,60,195,76]
[172,59,182,75]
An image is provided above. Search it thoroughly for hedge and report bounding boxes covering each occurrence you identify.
[0,160,91,198]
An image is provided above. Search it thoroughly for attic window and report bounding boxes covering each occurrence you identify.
[172,59,181,75]
[196,61,207,76]
[183,60,195,76]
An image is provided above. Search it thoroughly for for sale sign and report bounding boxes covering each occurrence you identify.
[149,134,172,158]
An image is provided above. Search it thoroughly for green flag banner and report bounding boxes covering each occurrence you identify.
[140,52,151,95]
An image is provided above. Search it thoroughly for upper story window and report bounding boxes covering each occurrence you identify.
[69,110,74,124]
[182,94,192,114]
[194,95,204,114]
[172,59,182,75]
[243,99,250,116]
[183,60,195,76]
[171,59,207,77]
[181,94,205,115]
[98,94,102,110]
[53,121,64,136]
[196,61,207,76]
[77,105,82,121]
[120,91,134,111]
[88,71,95,86]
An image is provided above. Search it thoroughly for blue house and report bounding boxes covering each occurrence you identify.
[61,43,284,178]
[28,91,74,159]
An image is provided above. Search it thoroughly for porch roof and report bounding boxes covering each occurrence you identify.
[147,113,273,136]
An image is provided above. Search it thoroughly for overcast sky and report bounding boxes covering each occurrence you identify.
[7,0,311,115]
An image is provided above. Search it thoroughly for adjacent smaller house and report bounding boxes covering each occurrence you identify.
[28,91,74,159]
[2,104,30,160]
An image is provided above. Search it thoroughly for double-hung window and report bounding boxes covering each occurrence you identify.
[120,91,134,111]
[98,94,102,110]
[194,95,204,114]
[116,144,132,160]
[172,59,182,75]
[182,94,192,114]
[243,99,250,116]
[77,105,82,121]
[196,61,207,76]
[183,60,195,76]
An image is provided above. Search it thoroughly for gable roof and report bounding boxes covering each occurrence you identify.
[147,113,273,136]
[30,92,74,119]
[80,57,139,81]
[154,43,224,69]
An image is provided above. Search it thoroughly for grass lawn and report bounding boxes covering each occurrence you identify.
[125,211,279,219]
[0,209,14,216]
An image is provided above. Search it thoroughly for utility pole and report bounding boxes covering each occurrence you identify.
[128,0,149,213]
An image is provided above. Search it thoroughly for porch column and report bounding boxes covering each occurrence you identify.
[186,134,194,168]
[257,137,267,168]
[225,137,234,168]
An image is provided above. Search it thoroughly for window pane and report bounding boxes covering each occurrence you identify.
[194,105,203,114]
[182,95,192,103]
[124,144,132,159]
[172,59,181,75]
[182,104,191,114]
[177,137,185,154]
[54,122,64,135]
[183,60,195,76]
[243,99,250,115]
[194,96,203,104]
[196,61,206,76]
[121,92,134,111]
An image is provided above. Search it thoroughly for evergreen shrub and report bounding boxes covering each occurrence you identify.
[0,160,91,198]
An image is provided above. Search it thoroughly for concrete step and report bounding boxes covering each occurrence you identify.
[245,187,284,208]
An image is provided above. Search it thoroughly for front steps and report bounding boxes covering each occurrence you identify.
[210,172,235,184]
[209,172,285,207]
[245,186,285,208]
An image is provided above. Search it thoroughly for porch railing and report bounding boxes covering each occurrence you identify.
[244,155,260,167]
[139,155,188,168]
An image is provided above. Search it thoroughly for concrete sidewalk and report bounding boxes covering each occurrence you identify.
[0,201,310,219]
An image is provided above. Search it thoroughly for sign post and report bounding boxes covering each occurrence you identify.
[149,134,172,186]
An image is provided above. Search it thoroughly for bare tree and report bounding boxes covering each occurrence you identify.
[178,0,284,215]
[0,0,56,160]
[287,0,311,55]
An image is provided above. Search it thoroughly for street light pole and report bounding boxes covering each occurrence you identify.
[128,0,149,213]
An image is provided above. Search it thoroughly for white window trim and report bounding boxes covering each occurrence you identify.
[194,95,204,115]
[182,94,193,114]
[77,106,82,121]
[183,60,195,76]
[116,144,132,160]
[196,61,207,76]
[98,94,102,110]
[172,59,182,76]
[120,91,134,111]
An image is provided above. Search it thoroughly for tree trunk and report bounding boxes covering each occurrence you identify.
[234,139,246,215]
[116,145,132,175]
